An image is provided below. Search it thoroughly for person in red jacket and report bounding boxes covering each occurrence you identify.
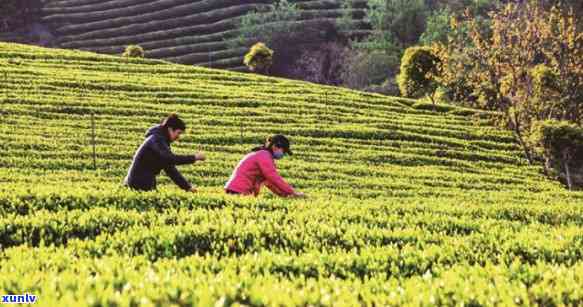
[225,135,305,198]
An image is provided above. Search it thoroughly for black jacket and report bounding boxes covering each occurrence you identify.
[124,125,196,191]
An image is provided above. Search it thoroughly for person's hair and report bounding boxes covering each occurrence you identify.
[251,136,276,153]
[161,113,186,131]
[251,135,293,155]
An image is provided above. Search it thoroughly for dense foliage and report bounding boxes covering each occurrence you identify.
[232,0,302,48]
[530,120,583,190]
[430,2,583,185]
[397,46,442,104]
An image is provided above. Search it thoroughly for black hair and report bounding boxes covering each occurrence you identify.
[251,135,291,155]
[251,136,275,153]
[161,113,186,131]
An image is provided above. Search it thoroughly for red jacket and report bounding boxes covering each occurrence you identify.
[225,150,295,196]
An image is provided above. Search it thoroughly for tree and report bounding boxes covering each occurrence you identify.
[339,0,428,92]
[397,46,443,106]
[342,50,400,90]
[244,42,274,74]
[529,120,583,190]
[342,0,499,94]
[438,3,583,163]
[232,0,340,79]
[530,64,562,120]
[366,0,429,47]
[231,0,302,49]
[419,8,453,45]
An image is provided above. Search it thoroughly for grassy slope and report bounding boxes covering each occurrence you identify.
[1,42,583,305]
[39,0,369,70]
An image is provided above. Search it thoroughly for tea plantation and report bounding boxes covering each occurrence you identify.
[1,42,583,306]
[39,0,369,70]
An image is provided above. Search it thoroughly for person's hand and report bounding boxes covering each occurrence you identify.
[189,186,198,193]
[195,152,206,161]
[292,192,306,198]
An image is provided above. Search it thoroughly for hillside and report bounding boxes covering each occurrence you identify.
[1,43,583,305]
[20,0,368,71]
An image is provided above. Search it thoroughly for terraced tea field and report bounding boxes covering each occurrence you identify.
[38,0,369,70]
[1,42,583,306]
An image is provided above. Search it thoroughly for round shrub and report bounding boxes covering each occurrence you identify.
[244,42,274,74]
[122,45,145,59]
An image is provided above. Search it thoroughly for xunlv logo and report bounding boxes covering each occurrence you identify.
[1,294,37,304]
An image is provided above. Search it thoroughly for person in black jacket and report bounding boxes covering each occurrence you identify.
[124,113,205,192]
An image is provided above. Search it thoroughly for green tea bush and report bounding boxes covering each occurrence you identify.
[122,45,145,58]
